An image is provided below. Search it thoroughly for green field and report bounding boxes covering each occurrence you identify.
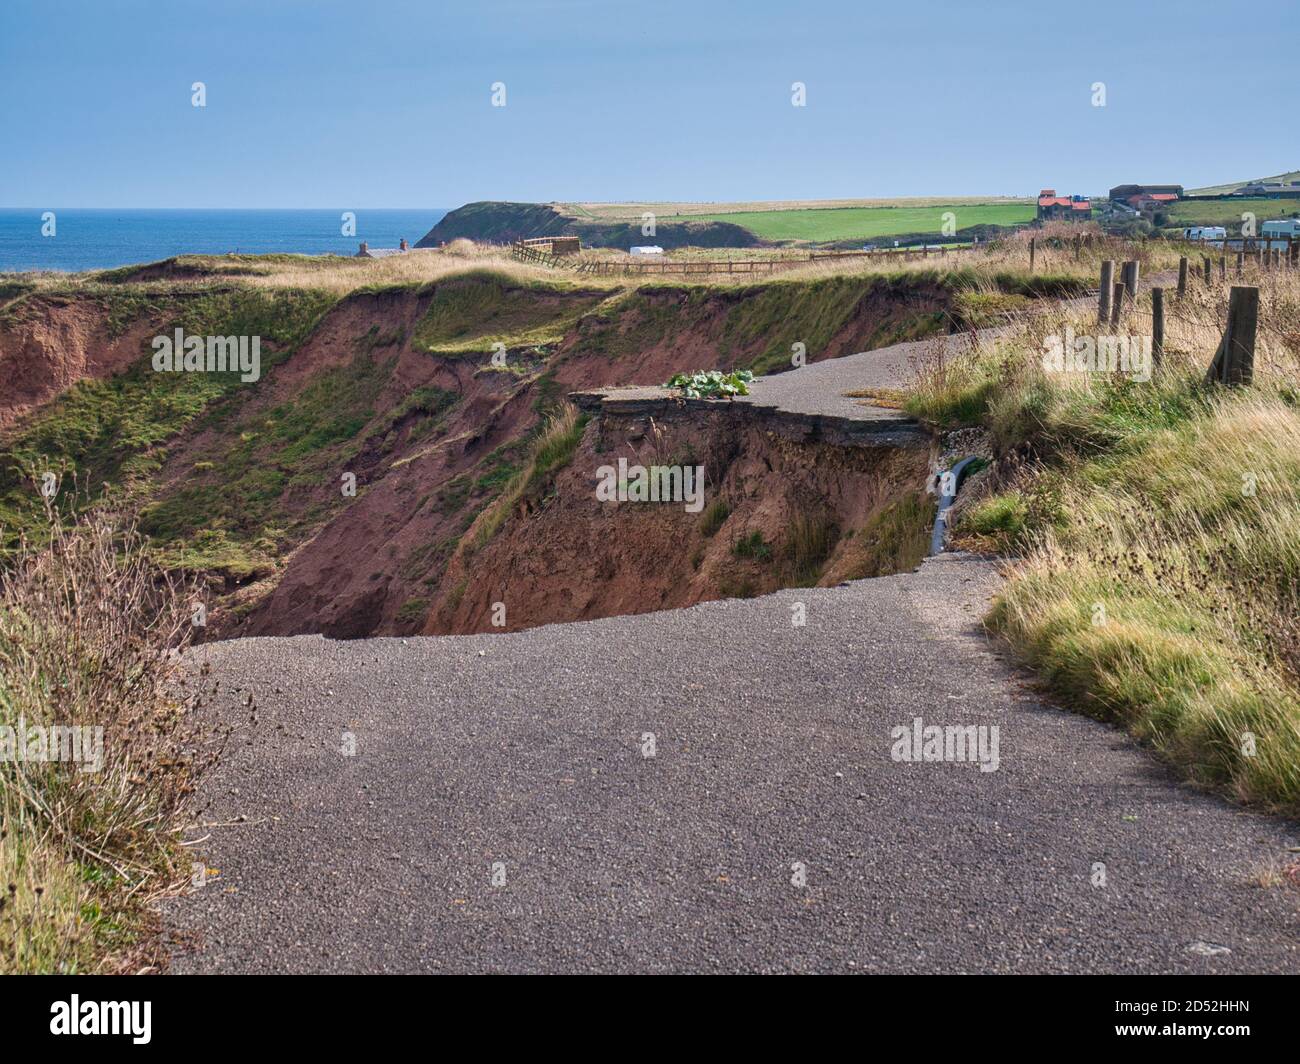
[690,203,1036,243]
[1165,197,1300,229]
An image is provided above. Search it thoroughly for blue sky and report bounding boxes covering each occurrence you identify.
[1,0,1294,207]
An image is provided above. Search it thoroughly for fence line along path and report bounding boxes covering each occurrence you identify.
[510,239,973,277]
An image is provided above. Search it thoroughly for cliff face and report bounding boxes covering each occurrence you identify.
[0,269,952,640]
[423,403,934,636]
[0,295,161,429]
[416,201,763,249]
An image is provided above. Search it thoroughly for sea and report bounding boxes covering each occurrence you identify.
[0,208,449,273]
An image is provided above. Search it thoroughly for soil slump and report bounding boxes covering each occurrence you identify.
[423,404,934,635]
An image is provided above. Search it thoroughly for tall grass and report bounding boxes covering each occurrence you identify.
[0,508,225,971]
[925,267,1300,812]
[782,511,840,585]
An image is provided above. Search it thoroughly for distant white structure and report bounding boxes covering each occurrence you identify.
[1262,219,1300,239]
[1182,226,1226,247]
[629,245,664,256]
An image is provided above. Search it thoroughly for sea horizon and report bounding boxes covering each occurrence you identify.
[0,207,449,273]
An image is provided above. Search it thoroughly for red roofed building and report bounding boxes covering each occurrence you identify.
[1037,189,1092,222]
[1127,194,1163,212]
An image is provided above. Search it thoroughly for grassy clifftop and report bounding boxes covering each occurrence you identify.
[1187,170,1300,196]
[415,201,764,249]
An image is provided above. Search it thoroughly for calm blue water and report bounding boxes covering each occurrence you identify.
[0,208,448,273]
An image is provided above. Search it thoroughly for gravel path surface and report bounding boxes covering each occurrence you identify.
[573,331,974,427]
[167,555,1299,973]
[738,333,957,420]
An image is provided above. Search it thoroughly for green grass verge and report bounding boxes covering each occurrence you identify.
[937,328,1300,811]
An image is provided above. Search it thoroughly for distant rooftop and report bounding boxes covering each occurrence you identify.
[356,239,410,258]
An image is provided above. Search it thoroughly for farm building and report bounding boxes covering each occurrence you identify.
[1037,190,1092,221]
[1108,184,1183,206]
[1236,181,1300,198]
[1127,194,1172,213]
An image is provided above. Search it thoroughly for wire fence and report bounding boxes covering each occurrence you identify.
[509,240,976,277]
[1107,266,1299,380]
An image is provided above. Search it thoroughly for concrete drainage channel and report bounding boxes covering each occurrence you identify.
[930,455,979,555]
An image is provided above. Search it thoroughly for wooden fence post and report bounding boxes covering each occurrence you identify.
[1123,259,1141,300]
[1203,257,1212,284]
[1237,251,1244,276]
[1219,256,1226,280]
[1098,260,1114,324]
[1151,286,1165,365]
[1110,282,1124,326]
[1205,286,1259,387]
[1029,237,1036,271]
[1177,256,1188,297]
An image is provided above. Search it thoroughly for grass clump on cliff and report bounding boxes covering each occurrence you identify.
[410,271,608,356]
[782,511,840,585]
[920,279,1300,812]
[698,497,731,537]
[732,530,772,561]
[841,493,934,579]
[470,402,588,550]
[0,509,224,972]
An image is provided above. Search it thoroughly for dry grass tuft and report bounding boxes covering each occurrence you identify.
[0,506,227,972]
